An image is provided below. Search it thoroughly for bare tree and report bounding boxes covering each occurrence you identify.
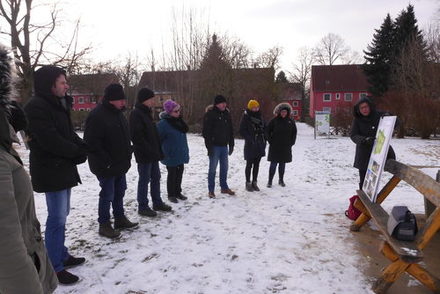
[425,23,440,63]
[0,0,91,102]
[255,46,283,70]
[313,33,350,65]
[289,46,314,90]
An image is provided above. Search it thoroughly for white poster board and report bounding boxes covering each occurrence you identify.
[315,111,330,137]
[362,116,397,202]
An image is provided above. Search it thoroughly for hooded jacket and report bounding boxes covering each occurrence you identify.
[202,104,234,152]
[350,97,396,170]
[24,66,87,192]
[0,45,57,294]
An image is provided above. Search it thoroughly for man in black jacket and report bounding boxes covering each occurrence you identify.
[129,88,171,217]
[24,65,87,285]
[202,95,235,198]
[84,84,138,239]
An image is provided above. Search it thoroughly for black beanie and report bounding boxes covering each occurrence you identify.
[137,87,155,103]
[34,65,66,98]
[104,84,126,101]
[214,95,227,105]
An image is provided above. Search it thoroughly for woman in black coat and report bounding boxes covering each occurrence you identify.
[350,97,396,189]
[266,103,297,187]
[239,99,266,192]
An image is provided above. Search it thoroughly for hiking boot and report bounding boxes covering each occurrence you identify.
[114,216,139,230]
[168,196,178,203]
[63,256,86,269]
[279,180,286,187]
[252,181,260,191]
[245,182,254,192]
[99,222,121,239]
[221,188,236,196]
[57,270,79,285]
[153,202,172,212]
[139,207,157,217]
[208,192,216,198]
[176,194,187,200]
[267,181,272,188]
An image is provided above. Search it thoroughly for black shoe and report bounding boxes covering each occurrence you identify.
[63,256,86,269]
[139,207,157,217]
[168,196,178,203]
[252,181,260,191]
[57,270,79,285]
[153,202,172,212]
[176,194,187,200]
[267,181,272,188]
[99,222,121,239]
[114,216,139,230]
[279,180,286,187]
[245,181,254,192]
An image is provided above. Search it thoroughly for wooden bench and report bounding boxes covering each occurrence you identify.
[350,159,440,294]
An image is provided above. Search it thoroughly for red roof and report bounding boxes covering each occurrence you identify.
[311,64,369,92]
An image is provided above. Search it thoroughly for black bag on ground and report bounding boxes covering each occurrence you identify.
[387,206,418,241]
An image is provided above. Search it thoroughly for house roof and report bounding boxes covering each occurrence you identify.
[69,73,119,95]
[311,64,369,92]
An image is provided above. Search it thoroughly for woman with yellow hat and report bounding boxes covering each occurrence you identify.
[239,99,266,192]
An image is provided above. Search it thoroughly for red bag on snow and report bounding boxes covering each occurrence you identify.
[345,195,362,220]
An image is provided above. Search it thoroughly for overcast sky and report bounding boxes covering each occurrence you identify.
[23,0,440,71]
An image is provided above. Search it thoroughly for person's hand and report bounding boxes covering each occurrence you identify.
[228,145,234,156]
[363,137,375,145]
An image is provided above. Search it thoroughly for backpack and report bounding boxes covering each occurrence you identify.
[387,206,418,241]
[345,195,362,220]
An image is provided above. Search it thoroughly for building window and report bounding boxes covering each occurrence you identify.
[323,93,331,102]
[292,110,298,116]
[78,97,84,104]
[79,108,85,111]
[323,107,331,113]
[360,93,368,99]
[344,93,353,101]
[336,93,340,100]
[292,101,299,107]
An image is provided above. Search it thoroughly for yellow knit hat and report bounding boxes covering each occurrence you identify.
[247,99,260,110]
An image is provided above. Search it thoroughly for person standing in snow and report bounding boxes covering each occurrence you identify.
[350,97,395,189]
[129,88,172,216]
[157,99,190,203]
[266,103,297,188]
[239,99,266,192]
[202,95,235,198]
[24,65,87,285]
[84,83,138,239]
[0,44,58,294]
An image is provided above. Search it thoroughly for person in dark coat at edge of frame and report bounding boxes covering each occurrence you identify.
[157,99,190,203]
[239,99,266,192]
[0,44,58,294]
[24,65,87,285]
[129,88,172,217]
[202,94,236,198]
[350,97,396,190]
[266,102,297,188]
[84,83,138,239]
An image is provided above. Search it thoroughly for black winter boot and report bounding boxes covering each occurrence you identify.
[57,270,79,285]
[176,194,187,200]
[279,179,286,187]
[114,215,139,230]
[252,181,260,191]
[168,196,178,203]
[246,181,254,192]
[139,206,157,217]
[99,222,121,239]
[153,202,172,212]
[63,256,86,269]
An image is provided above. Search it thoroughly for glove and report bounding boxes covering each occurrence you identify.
[363,137,375,146]
[228,145,234,156]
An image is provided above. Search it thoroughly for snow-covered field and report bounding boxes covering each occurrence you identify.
[17,122,439,294]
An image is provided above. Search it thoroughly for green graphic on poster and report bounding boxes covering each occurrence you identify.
[373,130,385,154]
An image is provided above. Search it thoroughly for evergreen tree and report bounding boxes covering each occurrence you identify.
[275,71,288,83]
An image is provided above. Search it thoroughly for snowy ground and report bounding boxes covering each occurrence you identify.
[16,123,439,294]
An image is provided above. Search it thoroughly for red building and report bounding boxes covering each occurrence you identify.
[276,82,303,121]
[309,64,370,118]
[69,73,119,111]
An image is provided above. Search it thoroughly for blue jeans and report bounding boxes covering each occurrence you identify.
[97,175,126,224]
[45,189,71,272]
[137,162,163,210]
[208,146,229,193]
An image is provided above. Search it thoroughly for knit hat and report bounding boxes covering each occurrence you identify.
[163,99,180,114]
[137,87,155,103]
[34,65,66,98]
[247,99,260,110]
[103,83,126,101]
[214,95,227,105]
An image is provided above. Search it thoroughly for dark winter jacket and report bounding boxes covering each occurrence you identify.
[24,87,86,193]
[267,103,297,163]
[129,103,163,163]
[350,98,396,170]
[239,109,266,160]
[157,112,190,167]
[84,100,132,177]
[0,45,57,294]
[202,105,234,153]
